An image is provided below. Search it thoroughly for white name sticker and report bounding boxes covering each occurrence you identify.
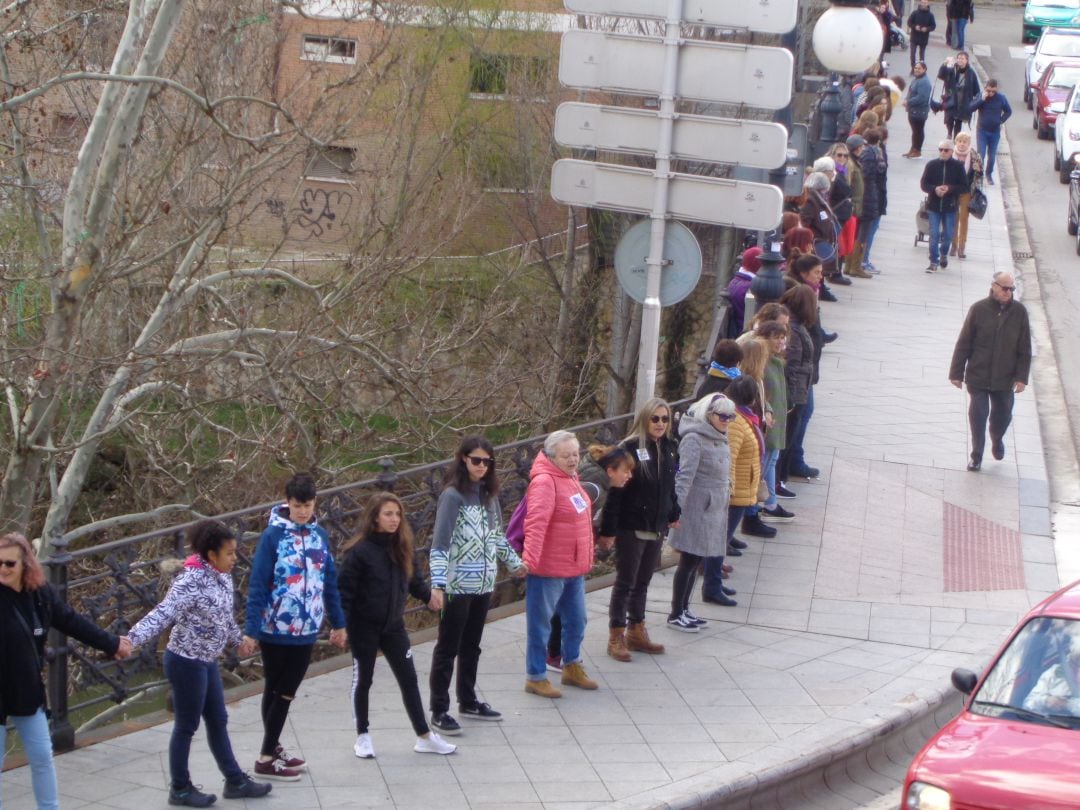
[570,493,588,513]
[636,448,651,462]
[819,210,828,221]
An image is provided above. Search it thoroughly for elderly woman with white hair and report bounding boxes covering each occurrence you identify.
[666,394,737,632]
[522,430,598,698]
[799,171,845,284]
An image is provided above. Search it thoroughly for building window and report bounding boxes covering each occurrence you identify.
[303,146,356,182]
[468,53,550,99]
[301,35,358,64]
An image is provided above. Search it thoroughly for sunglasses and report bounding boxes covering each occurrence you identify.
[711,413,737,422]
[466,456,494,468]
[0,559,20,568]
[834,153,849,158]
[939,148,953,153]
[994,282,1016,292]
[649,414,670,424]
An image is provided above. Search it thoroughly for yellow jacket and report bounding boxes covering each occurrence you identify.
[728,414,762,507]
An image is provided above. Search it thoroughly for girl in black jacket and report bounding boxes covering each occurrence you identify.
[338,493,456,759]
[1,533,126,810]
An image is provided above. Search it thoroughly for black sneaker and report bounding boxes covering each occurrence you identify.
[729,537,748,549]
[939,255,948,269]
[790,466,820,480]
[775,484,797,499]
[819,287,838,303]
[223,774,271,800]
[721,585,737,597]
[169,784,217,807]
[702,593,738,607]
[459,702,502,721]
[431,712,462,735]
[925,263,938,274]
[741,515,777,538]
[761,505,795,523]
[726,545,743,557]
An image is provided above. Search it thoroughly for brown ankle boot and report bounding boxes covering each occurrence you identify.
[847,264,872,279]
[607,627,632,662]
[626,622,665,654]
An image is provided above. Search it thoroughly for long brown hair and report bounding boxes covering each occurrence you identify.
[0,533,46,591]
[342,492,415,578]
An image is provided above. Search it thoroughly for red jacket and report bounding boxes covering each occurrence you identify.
[523,452,594,577]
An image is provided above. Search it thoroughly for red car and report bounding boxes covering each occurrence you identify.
[903,580,1080,809]
[1033,61,1080,139]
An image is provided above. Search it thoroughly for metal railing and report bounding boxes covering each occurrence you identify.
[42,400,690,750]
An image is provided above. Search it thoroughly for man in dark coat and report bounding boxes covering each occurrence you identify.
[907,0,936,72]
[946,0,975,49]
[919,139,968,272]
[949,271,1031,471]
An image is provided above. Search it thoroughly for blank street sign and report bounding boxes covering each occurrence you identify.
[554,103,788,170]
[563,0,798,34]
[550,159,784,230]
[559,30,793,109]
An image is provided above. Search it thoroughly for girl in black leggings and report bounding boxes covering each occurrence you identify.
[338,492,457,758]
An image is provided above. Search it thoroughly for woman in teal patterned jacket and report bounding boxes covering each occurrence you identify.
[427,436,526,735]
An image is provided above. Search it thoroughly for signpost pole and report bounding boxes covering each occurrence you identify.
[635,0,683,408]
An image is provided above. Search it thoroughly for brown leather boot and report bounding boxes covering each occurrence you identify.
[561,662,598,690]
[843,242,864,277]
[847,264,872,279]
[607,627,632,662]
[626,622,665,654]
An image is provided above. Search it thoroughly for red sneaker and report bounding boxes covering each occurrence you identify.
[274,746,306,770]
[253,758,301,781]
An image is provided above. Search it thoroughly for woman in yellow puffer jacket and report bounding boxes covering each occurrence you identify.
[724,377,763,558]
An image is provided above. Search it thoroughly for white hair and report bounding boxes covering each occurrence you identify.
[805,172,830,191]
[812,156,836,174]
[543,430,578,456]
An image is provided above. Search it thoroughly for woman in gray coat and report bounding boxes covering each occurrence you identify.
[666,394,736,632]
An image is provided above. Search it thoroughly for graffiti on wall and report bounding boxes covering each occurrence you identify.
[263,188,354,244]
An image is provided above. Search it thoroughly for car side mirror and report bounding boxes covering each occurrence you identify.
[1025,45,1035,56]
[951,668,978,695]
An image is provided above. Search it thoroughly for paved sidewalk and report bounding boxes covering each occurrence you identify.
[2,47,1065,810]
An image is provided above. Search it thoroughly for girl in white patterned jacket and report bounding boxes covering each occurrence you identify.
[426,436,525,736]
[126,521,271,807]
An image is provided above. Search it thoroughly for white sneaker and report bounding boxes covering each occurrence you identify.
[414,732,457,755]
[353,733,375,759]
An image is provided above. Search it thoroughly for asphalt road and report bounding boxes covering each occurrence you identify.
[975,3,1080,487]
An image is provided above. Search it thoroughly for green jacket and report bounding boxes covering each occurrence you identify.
[847,161,865,218]
[763,356,788,451]
[949,296,1031,391]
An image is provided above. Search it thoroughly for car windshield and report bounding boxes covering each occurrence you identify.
[1036,1,1080,8]
[973,617,1080,729]
[1049,67,1080,87]
[1043,35,1080,57]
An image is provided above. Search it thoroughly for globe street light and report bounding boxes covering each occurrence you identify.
[812,0,882,75]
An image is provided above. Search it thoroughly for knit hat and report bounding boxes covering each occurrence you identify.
[741,246,763,273]
[845,134,866,151]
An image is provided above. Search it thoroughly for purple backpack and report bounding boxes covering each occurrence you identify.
[505,496,527,554]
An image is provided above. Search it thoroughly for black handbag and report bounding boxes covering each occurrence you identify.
[969,187,988,220]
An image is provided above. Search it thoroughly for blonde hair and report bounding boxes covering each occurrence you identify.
[735,335,769,381]
[954,132,972,147]
[623,397,671,447]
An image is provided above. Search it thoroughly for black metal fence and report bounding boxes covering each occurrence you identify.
[42,401,689,750]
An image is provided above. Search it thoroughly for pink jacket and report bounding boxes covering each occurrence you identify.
[523,451,594,577]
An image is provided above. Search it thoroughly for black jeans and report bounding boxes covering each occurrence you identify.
[909,114,927,152]
[164,651,244,790]
[777,402,806,483]
[351,624,428,736]
[429,592,491,714]
[910,41,927,71]
[967,385,1015,461]
[945,114,965,140]
[670,552,702,619]
[259,642,313,756]
[608,532,663,628]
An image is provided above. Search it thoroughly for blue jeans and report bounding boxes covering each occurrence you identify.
[702,505,745,600]
[164,650,244,789]
[863,217,882,265]
[977,128,1001,180]
[0,708,58,810]
[525,575,585,679]
[762,448,781,508]
[955,17,968,49]
[927,210,957,265]
[789,386,815,472]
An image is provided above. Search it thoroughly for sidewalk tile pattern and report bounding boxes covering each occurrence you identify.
[943,503,1024,591]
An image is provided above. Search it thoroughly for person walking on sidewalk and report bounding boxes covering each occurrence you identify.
[946,0,974,50]
[920,139,968,272]
[935,52,980,139]
[949,271,1032,472]
[903,61,932,157]
[668,393,736,630]
[522,431,598,696]
[604,400,680,660]
[244,473,347,781]
[339,492,457,759]
[906,1,935,73]
[126,521,272,807]
[969,79,1011,185]
[950,132,983,259]
[427,436,526,737]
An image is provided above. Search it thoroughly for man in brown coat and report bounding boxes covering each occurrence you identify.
[949,271,1032,471]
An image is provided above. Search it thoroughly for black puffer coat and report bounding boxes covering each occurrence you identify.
[605,436,680,534]
[338,532,430,635]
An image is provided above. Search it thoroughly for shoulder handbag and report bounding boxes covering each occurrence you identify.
[968,187,988,220]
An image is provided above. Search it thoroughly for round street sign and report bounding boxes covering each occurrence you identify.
[614,220,702,306]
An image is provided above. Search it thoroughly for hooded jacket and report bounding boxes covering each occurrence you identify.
[522,452,594,578]
[429,483,523,596]
[128,555,242,661]
[667,418,731,558]
[244,504,346,644]
[338,532,430,633]
[1,583,119,722]
[906,7,936,46]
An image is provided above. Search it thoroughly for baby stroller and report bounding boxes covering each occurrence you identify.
[889,23,908,51]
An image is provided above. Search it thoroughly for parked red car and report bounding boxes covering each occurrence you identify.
[903,580,1080,809]
[1033,61,1080,138]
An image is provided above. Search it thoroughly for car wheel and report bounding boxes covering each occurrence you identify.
[1026,87,1033,109]
[1076,230,1080,256]
[1039,120,1051,141]
[1055,151,1062,171]
[1069,209,1078,236]
[1033,110,1039,130]
[1061,158,1072,185]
